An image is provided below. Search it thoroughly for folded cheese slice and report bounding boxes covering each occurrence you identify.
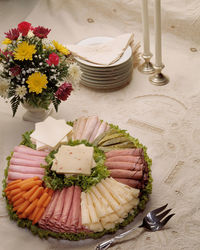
[31,116,73,149]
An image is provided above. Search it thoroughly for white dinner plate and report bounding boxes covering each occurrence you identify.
[75,36,132,68]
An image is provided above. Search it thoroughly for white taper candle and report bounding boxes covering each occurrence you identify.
[154,0,162,67]
[141,0,150,56]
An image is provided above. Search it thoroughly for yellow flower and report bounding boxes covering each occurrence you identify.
[2,38,12,45]
[26,72,48,94]
[43,44,54,50]
[52,40,70,56]
[14,41,36,61]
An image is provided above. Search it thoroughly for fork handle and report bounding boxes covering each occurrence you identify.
[95,225,141,250]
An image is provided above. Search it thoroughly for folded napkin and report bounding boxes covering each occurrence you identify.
[67,33,134,65]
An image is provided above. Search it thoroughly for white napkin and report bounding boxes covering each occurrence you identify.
[67,33,133,65]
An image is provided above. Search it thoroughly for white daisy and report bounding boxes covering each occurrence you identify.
[0,78,9,98]
[27,30,34,38]
[15,85,27,98]
[68,63,82,83]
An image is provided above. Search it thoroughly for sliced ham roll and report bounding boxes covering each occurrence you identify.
[13,152,46,162]
[80,116,99,141]
[105,148,143,158]
[93,121,107,141]
[60,186,74,225]
[75,117,87,140]
[39,190,60,227]
[88,119,101,143]
[51,189,65,222]
[39,186,84,233]
[8,171,43,180]
[109,169,143,180]
[66,186,81,229]
[10,157,46,167]
[9,165,45,174]
[106,155,144,164]
[105,161,144,171]
[14,145,49,157]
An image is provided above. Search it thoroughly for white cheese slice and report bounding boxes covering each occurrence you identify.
[90,186,113,214]
[86,192,99,223]
[53,144,94,175]
[81,192,91,225]
[101,179,127,205]
[96,182,121,212]
[31,116,72,149]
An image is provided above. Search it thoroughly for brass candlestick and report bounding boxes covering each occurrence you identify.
[149,64,169,86]
[138,54,155,74]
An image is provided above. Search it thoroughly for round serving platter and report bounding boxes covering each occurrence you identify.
[2,116,152,241]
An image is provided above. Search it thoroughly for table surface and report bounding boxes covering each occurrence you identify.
[0,1,200,250]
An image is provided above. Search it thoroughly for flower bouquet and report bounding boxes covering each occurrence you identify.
[0,21,81,117]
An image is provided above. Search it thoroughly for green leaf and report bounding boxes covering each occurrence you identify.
[10,96,20,117]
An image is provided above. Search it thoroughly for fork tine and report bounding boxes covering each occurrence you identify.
[160,213,175,227]
[156,209,172,221]
[151,204,168,215]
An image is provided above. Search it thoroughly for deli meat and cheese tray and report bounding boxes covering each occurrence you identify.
[2,116,152,240]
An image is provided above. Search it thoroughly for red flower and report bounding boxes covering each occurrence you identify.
[18,21,32,36]
[55,82,73,101]
[1,50,14,61]
[46,53,59,66]
[10,65,21,76]
[33,26,51,38]
[5,28,19,40]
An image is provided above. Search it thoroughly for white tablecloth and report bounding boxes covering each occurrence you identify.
[0,1,200,250]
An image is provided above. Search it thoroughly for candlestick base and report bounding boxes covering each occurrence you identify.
[138,54,155,74]
[149,65,169,86]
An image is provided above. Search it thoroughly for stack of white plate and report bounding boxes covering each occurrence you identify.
[75,37,133,90]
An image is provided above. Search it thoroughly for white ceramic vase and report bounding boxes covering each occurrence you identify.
[22,102,52,122]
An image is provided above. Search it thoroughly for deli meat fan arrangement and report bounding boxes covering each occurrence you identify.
[3,116,152,240]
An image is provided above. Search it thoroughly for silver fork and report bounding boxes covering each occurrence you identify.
[95,204,175,250]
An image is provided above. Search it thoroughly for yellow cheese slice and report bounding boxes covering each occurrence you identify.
[30,117,72,149]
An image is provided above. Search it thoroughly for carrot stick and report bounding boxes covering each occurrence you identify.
[18,177,39,188]
[5,183,21,192]
[32,207,45,224]
[5,190,10,196]
[6,179,22,187]
[47,189,54,196]
[5,181,22,191]
[43,195,52,208]
[29,206,40,221]
[23,185,38,200]
[10,188,22,197]
[21,180,42,191]
[21,177,39,184]
[24,199,38,216]
[17,200,30,213]
[7,195,11,200]
[13,204,21,212]
[37,192,48,207]
[13,197,25,207]
[19,212,27,219]
[11,191,25,203]
[29,187,44,202]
